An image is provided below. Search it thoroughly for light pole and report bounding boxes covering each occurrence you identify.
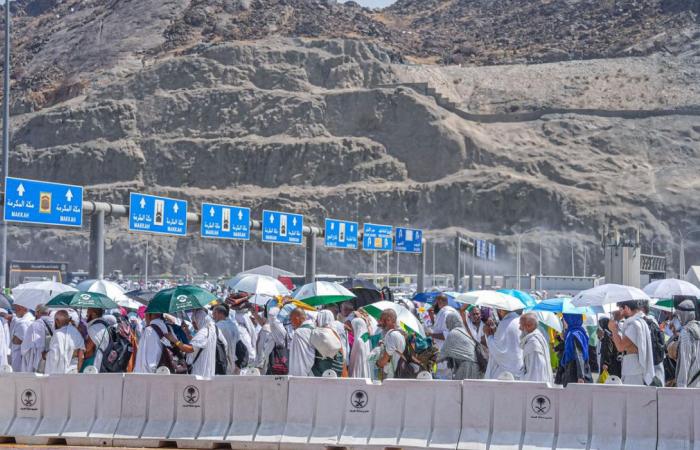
[677,228,700,280]
[0,0,11,289]
[516,226,543,290]
[571,242,575,277]
[650,236,659,255]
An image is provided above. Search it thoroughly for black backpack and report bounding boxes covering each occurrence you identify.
[235,340,249,369]
[387,329,418,379]
[643,316,666,366]
[215,329,228,375]
[96,319,134,373]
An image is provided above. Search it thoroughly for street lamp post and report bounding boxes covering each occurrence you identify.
[516,227,543,291]
[678,228,700,280]
[571,242,575,277]
[0,0,11,289]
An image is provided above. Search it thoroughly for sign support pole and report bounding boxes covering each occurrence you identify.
[88,210,105,280]
[304,230,316,284]
[417,240,426,292]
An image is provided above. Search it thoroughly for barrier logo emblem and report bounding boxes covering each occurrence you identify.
[531,395,551,415]
[21,389,37,408]
[183,385,200,405]
[350,390,368,409]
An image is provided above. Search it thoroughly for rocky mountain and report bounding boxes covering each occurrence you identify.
[0,0,699,279]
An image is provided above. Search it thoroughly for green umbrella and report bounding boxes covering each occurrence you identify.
[146,285,217,314]
[293,281,356,307]
[47,291,119,310]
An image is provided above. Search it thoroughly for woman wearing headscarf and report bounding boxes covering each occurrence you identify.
[165,309,217,377]
[555,314,593,386]
[349,317,371,378]
[312,310,346,377]
[598,316,622,378]
[437,314,482,380]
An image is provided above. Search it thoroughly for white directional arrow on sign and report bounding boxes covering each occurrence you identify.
[270,214,275,224]
[237,210,243,221]
[292,217,297,226]
[173,203,179,213]
[330,222,335,230]
[209,207,215,217]
[16,183,25,197]
[350,224,354,232]
[65,189,73,202]
[139,197,146,209]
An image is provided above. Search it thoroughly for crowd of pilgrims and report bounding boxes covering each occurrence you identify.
[1,292,699,387]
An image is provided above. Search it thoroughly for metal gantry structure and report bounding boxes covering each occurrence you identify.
[80,198,428,291]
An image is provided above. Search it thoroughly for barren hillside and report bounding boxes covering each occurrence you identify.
[0,0,698,277]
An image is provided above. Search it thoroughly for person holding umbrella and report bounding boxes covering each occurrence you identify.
[555,314,593,386]
[146,285,219,377]
[163,309,217,377]
[608,300,655,386]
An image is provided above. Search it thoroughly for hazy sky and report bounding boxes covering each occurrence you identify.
[345,0,396,8]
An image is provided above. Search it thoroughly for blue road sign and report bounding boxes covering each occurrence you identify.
[395,227,423,253]
[362,223,393,251]
[201,203,250,240]
[4,177,84,227]
[489,243,496,261]
[475,239,484,258]
[324,218,358,249]
[129,192,187,236]
[262,210,304,245]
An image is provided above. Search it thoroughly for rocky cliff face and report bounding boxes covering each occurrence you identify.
[1,0,699,279]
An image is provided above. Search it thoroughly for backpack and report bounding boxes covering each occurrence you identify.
[235,340,249,369]
[643,316,666,366]
[96,319,134,373]
[150,324,189,374]
[215,329,228,375]
[387,329,418,379]
[309,327,342,358]
[268,337,289,375]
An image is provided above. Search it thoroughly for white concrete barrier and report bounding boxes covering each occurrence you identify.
[112,374,165,448]
[459,380,559,450]
[281,377,376,450]
[281,377,460,450]
[0,372,17,439]
[559,383,657,450]
[226,375,289,450]
[0,372,675,449]
[188,375,234,449]
[22,375,71,445]
[4,373,45,443]
[62,373,124,447]
[657,387,699,450]
[169,375,206,448]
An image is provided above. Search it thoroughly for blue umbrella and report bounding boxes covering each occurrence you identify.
[412,291,462,310]
[498,289,537,308]
[529,297,593,315]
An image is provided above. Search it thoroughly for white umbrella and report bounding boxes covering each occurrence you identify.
[643,279,700,300]
[293,281,356,307]
[534,311,562,333]
[230,275,290,305]
[572,284,651,307]
[77,279,142,309]
[363,300,425,337]
[455,290,526,311]
[12,281,77,310]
